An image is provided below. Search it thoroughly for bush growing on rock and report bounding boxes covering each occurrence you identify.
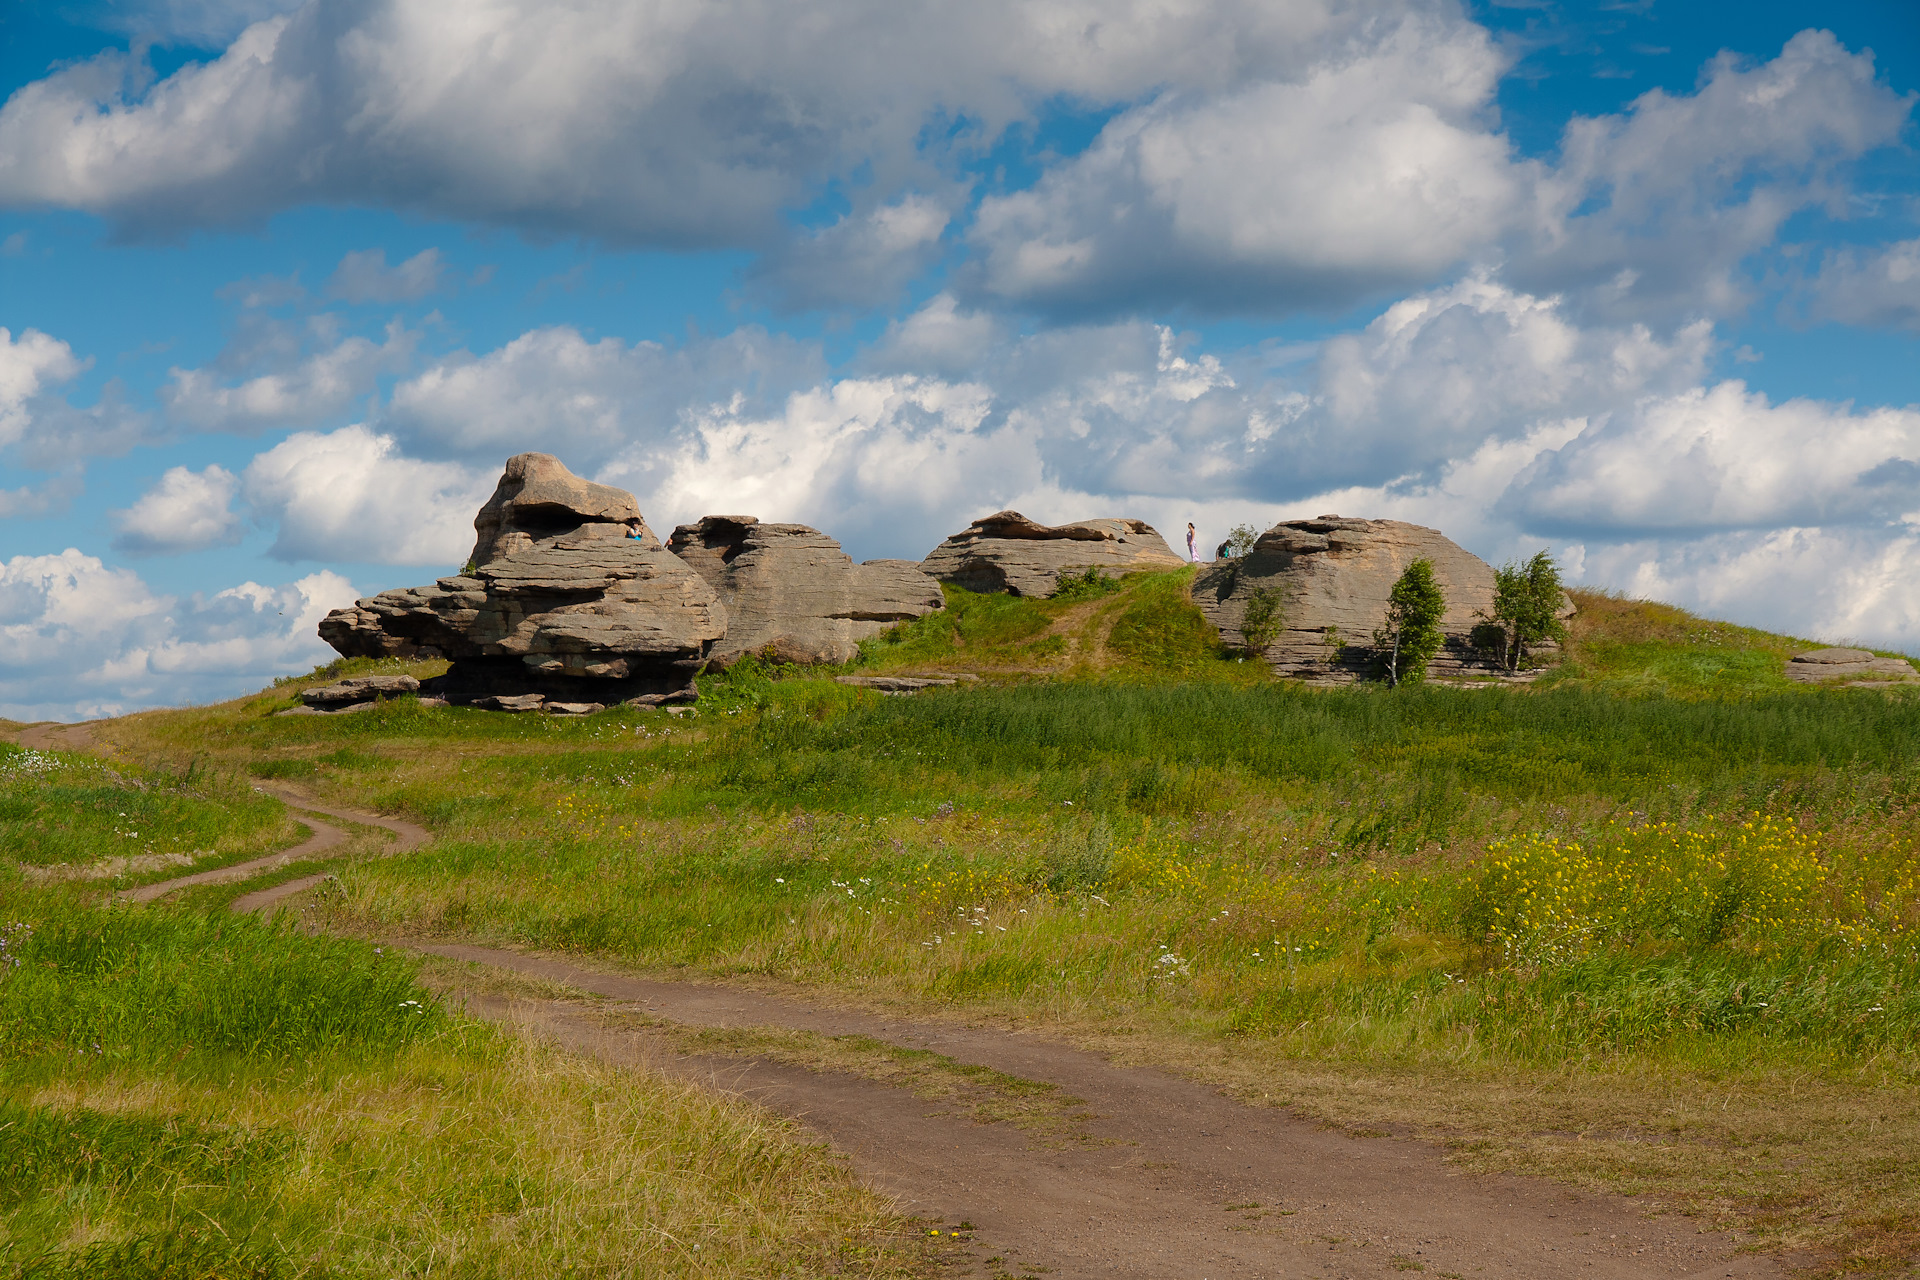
[1239,587,1284,655]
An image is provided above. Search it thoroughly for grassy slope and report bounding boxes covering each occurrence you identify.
[12,571,1920,1274]
[1549,588,1917,697]
[0,759,933,1279]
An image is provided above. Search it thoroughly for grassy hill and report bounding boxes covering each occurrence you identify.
[1547,588,1917,696]
[6,572,1920,1275]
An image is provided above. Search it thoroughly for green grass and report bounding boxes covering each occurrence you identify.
[858,582,1054,666]
[26,576,1920,1272]
[1548,589,1918,697]
[1105,569,1229,673]
[0,880,931,1279]
[0,744,294,880]
[0,887,436,1062]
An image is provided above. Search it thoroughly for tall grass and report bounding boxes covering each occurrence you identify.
[604,681,1920,843]
[63,585,1920,1271]
[0,887,437,1061]
[0,745,292,876]
[0,879,927,1278]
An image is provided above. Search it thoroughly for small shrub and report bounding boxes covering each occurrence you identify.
[1050,566,1123,603]
[1240,586,1284,655]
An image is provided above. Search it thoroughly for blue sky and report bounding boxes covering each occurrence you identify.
[1,0,1917,720]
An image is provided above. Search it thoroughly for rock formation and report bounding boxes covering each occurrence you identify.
[302,674,420,707]
[667,516,944,665]
[1193,516,1563,682]
[919,511,1186,597]
[468,452,649,566]
[1785,648,1918,684]
[318,454,726,707]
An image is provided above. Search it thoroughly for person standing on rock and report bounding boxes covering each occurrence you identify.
[625,518,646,540]
[1186,523,1197,561]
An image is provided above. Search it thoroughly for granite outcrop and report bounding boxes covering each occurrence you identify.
[1193,516,1566,682]
[668,516,943,666]
[919,511,1186,597]
[468,451,649,567]
[1784,648,1918,684]
[318,454,726,706]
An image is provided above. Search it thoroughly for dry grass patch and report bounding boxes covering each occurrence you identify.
[12,1030,932,1279]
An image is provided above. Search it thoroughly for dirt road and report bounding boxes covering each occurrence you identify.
[428,944,1781,1280]
[18,740,1786,1280]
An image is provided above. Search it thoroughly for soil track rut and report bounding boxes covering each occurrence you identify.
[118,784,429,906]
[20,741,1788,1280]
[423,944,1782,1280]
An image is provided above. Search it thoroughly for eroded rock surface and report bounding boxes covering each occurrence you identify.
[668,516,943,665]
[1193,516,1555,682]
[1786,648,1918,683]
[920,510,1185,597]
[301,675,420,706]
[319,456,725,705]
[469,451,650,567]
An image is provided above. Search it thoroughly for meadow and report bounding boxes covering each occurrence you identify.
[0,751,936,1279]
[9,572,1920,1274]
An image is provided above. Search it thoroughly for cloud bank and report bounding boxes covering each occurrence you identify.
[0,550,353,721]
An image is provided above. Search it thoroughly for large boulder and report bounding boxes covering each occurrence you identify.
[919,510,1186,597]
[319,457,725,705]
[668,516,943,665]
[1785,648,1918,683]
[468,451,649,567]
[1193,516,1554,682]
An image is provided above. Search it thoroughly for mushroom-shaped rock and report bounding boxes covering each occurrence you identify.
[919,510,1185,597]
[469,451,651,568]
[668,515,943,665]
[318,458,725,706]
[1193,516,1563,682]
[1785,648,1918,683]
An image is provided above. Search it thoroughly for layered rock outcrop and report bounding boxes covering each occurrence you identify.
[667,516,943,665]
[468,452,649,566]
[1785,648,1918,684]
[318,455,726,705]
[1193,516,1559,682]
[920,511,1185,597]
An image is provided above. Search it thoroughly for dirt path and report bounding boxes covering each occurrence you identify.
[116,784,430,907]
[425,944,1781,1280]
[85,781,1785,1280]
[13,721,101,752]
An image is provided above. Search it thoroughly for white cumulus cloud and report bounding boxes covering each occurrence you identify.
[0,326,87,448]
[161,320,417,432]
[383,324,822,469]
[111,464,244,555]
[1502,382,1920,534]
[971,17,1524,313]
[0,548,353,721]
[1803,237,1920,331]
[0,0,1403,253]
[1518,30,1914,320]
[241,424,491,565]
